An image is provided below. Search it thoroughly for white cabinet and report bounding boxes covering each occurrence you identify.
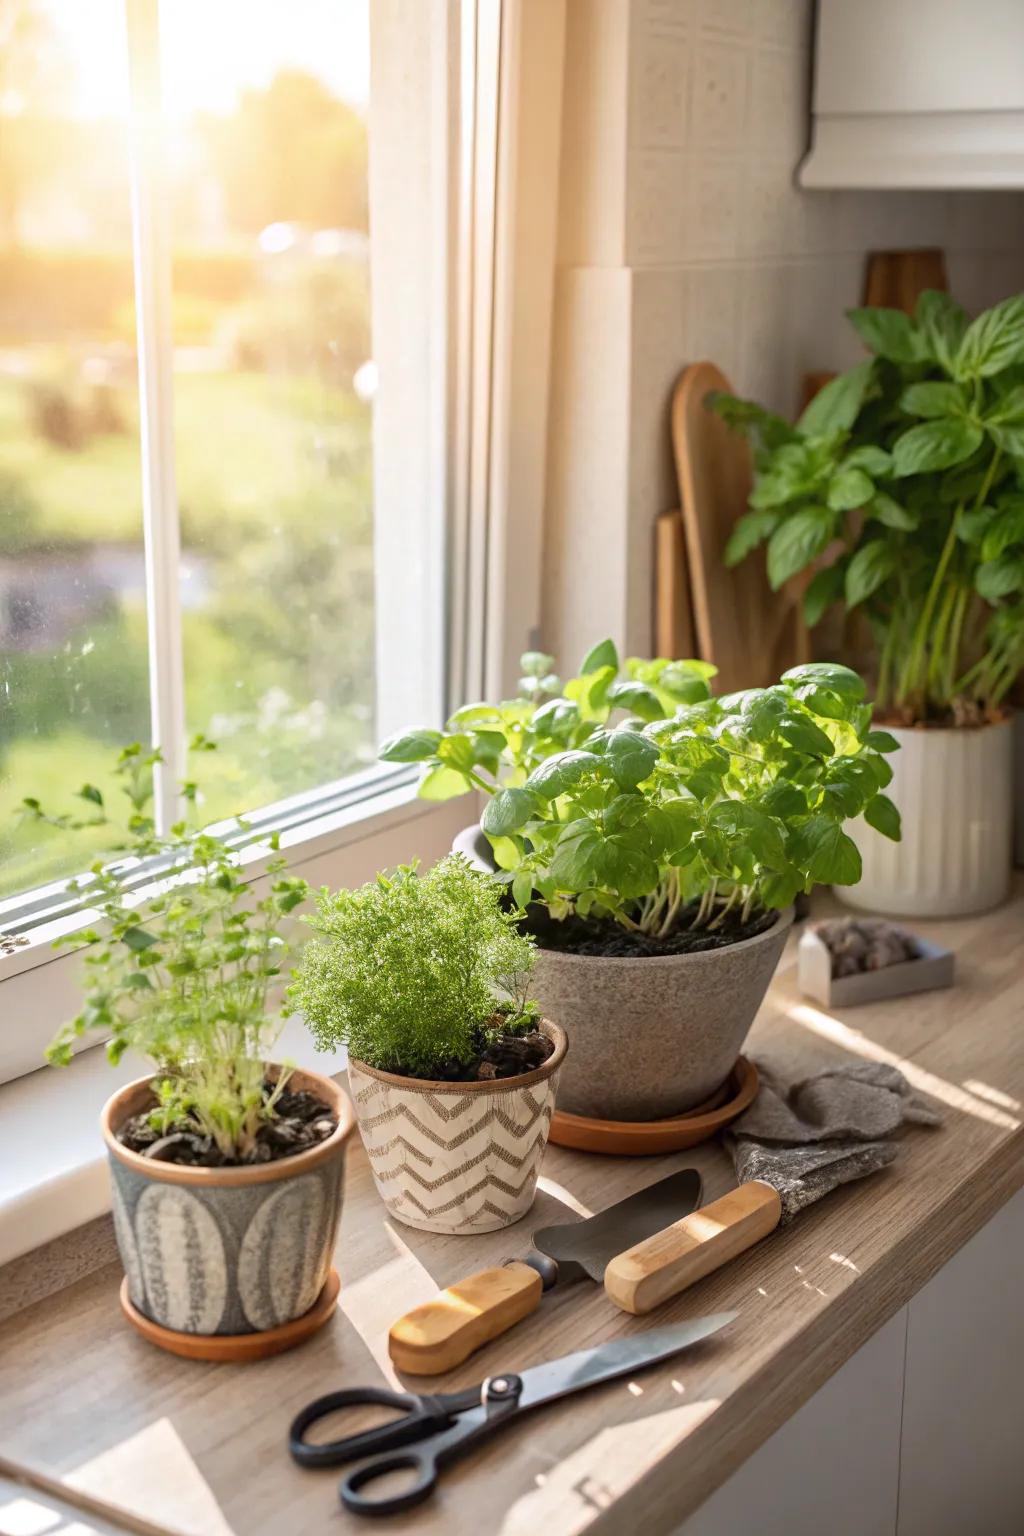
[676,1187,1024,1534]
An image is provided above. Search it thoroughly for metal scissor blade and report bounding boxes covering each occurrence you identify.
[516,1313,738,1412]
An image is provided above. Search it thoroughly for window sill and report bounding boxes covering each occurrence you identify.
[0,1016,350,1271]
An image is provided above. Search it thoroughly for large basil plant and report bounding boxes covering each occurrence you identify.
[714,292,1024,723]
[380,642,899,936]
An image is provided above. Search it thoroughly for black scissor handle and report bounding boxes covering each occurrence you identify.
[289,1387,448,1470]
[340,1447,438,1518]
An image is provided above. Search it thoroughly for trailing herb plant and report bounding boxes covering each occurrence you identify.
[35,743,312,1163]
[712,291,1024,723]
[380,642,899,945]
[290,855,547,1080]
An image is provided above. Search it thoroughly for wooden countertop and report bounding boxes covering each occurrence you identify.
[1,884,1022,1536]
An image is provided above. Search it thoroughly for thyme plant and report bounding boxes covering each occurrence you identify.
[714,291,1024,723]
[37,743,309,1158]
[381,642,899,936]
[290,856,538,1077]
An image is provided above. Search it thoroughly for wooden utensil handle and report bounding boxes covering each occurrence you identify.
[604,1182,782,1315]
[388,1262,543,1376]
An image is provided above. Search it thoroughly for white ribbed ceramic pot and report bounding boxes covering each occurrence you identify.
[843,718,1014,918]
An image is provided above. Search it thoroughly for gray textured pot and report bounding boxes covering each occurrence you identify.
[101,1066,355,1336]
[531,909,793,1120]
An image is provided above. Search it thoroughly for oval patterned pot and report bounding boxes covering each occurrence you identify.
[531,911,793,1121]
[101,1066,355,1339]
[842,718,1013,918]
[348,1020,567,1234]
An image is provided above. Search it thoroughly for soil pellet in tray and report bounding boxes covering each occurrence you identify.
[812,918,921,979]
[117,1081,337,1168]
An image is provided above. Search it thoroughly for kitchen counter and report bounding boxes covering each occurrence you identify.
[0,884,1021,1536]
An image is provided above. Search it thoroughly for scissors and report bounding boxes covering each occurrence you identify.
[289,1311,737,1517]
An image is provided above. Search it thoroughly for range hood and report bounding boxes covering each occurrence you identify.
[799,0,1024,190]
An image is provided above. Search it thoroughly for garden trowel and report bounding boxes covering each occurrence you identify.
[388,1166,703,1375]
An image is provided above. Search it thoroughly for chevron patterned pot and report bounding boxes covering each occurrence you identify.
[347,1020,567,1234]
[101,1066,355,1341]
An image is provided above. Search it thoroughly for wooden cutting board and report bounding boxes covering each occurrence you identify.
[669,360,808,693]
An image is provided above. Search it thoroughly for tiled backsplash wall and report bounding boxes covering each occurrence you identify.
[543,0,1024,664]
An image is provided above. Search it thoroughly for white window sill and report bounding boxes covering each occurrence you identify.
[0,1016,350,1270]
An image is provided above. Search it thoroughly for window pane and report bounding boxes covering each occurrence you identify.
[0,0,148,899]
[159,0,376,823]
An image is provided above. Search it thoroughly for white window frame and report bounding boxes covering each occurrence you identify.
[0,0,565,1090]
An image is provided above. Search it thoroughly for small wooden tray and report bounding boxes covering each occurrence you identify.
[547,1057,759,1156]
[119,1269,340,1362]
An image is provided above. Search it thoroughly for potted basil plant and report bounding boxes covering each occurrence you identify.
[714,290,1024,916]
[36,744,355,1353]
[290,855,566,1233]
[380,644,896,1122]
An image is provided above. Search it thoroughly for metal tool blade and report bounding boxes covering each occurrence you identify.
[531,1167,703,1285]
[515,1313,738,1411]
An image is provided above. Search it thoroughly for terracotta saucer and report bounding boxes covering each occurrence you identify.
[547,1057,759,1156]
[120,1268,341,1362]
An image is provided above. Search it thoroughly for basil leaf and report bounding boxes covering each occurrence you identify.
[481,787,537,836]
[864,793,902,842]
[797,359,874,435]
[789,816,862,885]
[605,729,659,790]
[955,295,1024,380]
[725,508,778,564]
[892,418,983,477]
[579,637,619,675]
[782,662,866,701]
[842,445,891,476]
[846,307,923,363]
[845,541,897,608]
[525,749,603,799]
[865,729,900,753]
[827,467,874,512]
[899,381,967,419]
[766,508,834,589]
[803,562,845,627]
[869,493,918,531]
[379,727,443,763]
[916,290,969,370]
[975,557,1024,601]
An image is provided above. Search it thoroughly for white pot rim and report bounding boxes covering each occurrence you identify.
[876,713,1014,738]
[349,1017,567,1095]
[535,905,794,969]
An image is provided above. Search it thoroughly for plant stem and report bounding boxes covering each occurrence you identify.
[896,506,961,712]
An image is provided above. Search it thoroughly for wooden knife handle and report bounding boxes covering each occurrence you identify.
[604,1182,782,1316]
[388,1262,543,1376]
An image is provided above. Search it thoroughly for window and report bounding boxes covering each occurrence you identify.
[0,0,450,904]
[0,0,562,1088]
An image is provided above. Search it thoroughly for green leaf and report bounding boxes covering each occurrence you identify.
[797,359,874,435]
[845,541,897,608]
[864,793,902,842]
[605,730,659,789]
[766,508,834,589]
[489,835,520,871]
[419,764,473,800]
[525,749,603,799]
[869,493,918,531]
[955,295,1024,380]
[891,418,983,477]
[379,728,443,763]
[580,638,619,675]
[827,467,874,511]
[842,445,892,477]
[981,502,1024,561]
[77,784,104,807]
[846,307,923,364]
[803,563,845,627]
[789,816,862,885]
[777,711,835,758]
[985,384,1024,424]
[708,392,796,452]
[121,926,159,952]
[725,508,778,564]
[976,557,1024,601]
[782,662,866,701]
[708,801,785,867]
[658,660,717,703]
[511,871,534,911]
[899,381,966,419]
[606,681,665,721]
[481,787,536,836]
[519,649,556,678]
[987,421,1024,457]
[916,290,969,370]
[549,818,601,889]
[865,729,900,753]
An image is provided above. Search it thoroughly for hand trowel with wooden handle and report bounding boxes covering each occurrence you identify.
[389,1167,703,1375]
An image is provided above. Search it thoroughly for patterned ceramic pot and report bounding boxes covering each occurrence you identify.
[101,1067,355,1337]
[348,1020,567,1234]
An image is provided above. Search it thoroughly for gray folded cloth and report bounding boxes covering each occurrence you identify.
[726,1060,941,1223]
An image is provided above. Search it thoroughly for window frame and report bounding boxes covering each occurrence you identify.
[0,0,565,1089]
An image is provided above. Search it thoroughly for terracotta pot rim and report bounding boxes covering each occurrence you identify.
[535,905,794,968]
[349,1017,567,1095]
[100,1063,356,1188]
